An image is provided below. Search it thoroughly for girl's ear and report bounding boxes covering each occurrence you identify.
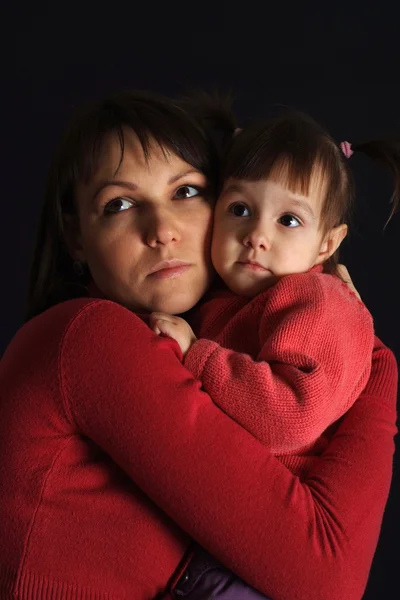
[63,214,86,262]
[315,224,348,265]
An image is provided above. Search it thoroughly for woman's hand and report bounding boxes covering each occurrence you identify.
[150,312,197,357]
[337,264,362,301]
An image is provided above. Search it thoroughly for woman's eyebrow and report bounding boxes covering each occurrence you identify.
[92,169,202,200]
[93,180,137,200]
[168,169,202,185]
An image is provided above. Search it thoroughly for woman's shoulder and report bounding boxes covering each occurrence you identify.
[45,298,149,352]
[41,297,138,328]
[3,299,141,365]
[35,297,134,331]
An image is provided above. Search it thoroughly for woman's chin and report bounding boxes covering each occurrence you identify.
[149,293,204,316]
[145,273,214,315]
[111,272,215,315]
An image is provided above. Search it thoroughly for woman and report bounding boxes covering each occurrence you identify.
[0,91,397,600]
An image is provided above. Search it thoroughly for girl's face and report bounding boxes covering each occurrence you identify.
[69,129,215,314]
[212,177,347,297]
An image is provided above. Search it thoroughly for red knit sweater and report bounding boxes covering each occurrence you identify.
[185,269,374,476]
[0,297,397,600]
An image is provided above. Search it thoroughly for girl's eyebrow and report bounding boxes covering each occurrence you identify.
[286,196,316,219]
[221,183,247,196]
[221,184,316,219]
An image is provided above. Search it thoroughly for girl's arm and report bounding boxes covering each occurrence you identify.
[184,272,374,451]
[61,299,397,600]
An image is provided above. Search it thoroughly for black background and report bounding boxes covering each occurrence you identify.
[3,2,399,597]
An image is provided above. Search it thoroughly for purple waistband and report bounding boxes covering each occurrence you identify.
[173,548,272,599]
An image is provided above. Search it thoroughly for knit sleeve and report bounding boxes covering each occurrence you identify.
[184,273,375,452]
[60,299,397,600]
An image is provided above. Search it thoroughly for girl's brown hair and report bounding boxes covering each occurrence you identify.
[222,111,400,274]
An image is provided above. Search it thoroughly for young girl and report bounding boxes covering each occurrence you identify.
[151,112,400,598]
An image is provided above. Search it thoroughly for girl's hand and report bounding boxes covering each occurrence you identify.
[150,313,197,357]
[337,264,362,301]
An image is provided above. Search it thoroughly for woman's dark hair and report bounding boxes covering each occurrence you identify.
[222,111,400,274]
[26,91,236,321]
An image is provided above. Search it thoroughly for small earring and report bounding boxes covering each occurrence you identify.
[73,260,85,276]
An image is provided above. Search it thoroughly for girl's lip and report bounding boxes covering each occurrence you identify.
[237,260,270,272]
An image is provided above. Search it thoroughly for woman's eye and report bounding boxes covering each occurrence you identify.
[174,185,200,199]
[230,203,251,217]
[104,198,134,215]
[279,214,301,228]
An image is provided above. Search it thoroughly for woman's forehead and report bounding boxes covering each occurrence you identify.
[91,129,197,181]
[76,131,207,200]
[95,130,163,172]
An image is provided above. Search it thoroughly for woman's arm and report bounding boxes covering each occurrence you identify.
[61,299,397,600]
[184,272,374,451]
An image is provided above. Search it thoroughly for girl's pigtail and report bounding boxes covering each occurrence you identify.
[352,139,400,225]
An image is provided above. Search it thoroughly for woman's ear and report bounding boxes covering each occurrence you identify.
[63,214,86,262]
[315,224,348,265]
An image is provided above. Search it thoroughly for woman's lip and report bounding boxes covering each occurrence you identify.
[148,264,192,280]
[149,259,191,274]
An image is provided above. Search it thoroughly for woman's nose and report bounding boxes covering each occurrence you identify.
[145,209,181,247]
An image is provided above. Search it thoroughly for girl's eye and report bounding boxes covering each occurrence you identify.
[229,203,251,217]
[174,185,201,199]
[279,214,301,228]
[104,198,134,215]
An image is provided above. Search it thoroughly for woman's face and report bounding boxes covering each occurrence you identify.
[71,129,215,314]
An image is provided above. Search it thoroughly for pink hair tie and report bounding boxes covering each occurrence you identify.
[340,141,354,159]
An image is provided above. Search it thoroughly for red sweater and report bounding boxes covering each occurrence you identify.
[185,270,374,476]
[0,297,397,600]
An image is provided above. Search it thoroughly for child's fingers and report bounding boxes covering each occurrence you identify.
[148,313,159,333]
[154,319,176,339]
[149,313,171,334]
[151,312,175,322]
[337,264,361,301]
